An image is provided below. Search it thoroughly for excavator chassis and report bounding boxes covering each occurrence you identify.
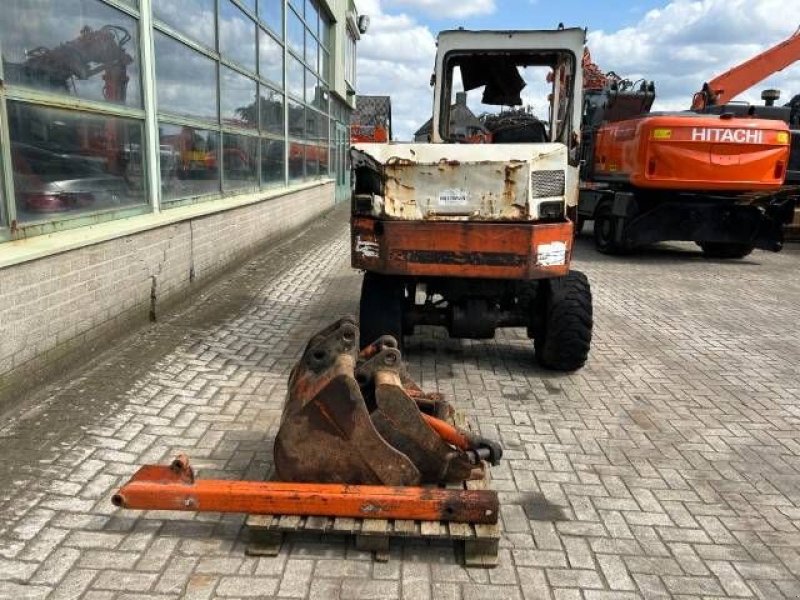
[113,318,502,525]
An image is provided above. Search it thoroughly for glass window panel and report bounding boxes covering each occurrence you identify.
[154,0,215,50]
[305,142,320,178]
[155,33,217,121]
[259,86,284,135]
[259,0,283,37]
[321,49,330,84]
[261,139,284,186]
[287,8,304,55]
[288,141,304,180]
[1,0,142,108]
[287,99,305,138]
[318,143,329,177]
[289,0,303,15]
[314,86,328,112]
[321,18,330,50]
[305,33,318,71]
[221,67,258,129]
[220,0,257,73]
[223,134,258,189]
[239,0,256,13]
[159,124,219,202]
[287,55,304,100]
[8,101,146,223]
[306,1,319,36]
[259,29,283,88]
[305,69,317,104]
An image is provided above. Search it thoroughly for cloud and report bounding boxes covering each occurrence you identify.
[355,1,438,139]
[587,0,800,111]
[390,0,496,18]
[357,0,800,140]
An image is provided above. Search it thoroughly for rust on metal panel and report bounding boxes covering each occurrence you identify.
[351,216,573,280]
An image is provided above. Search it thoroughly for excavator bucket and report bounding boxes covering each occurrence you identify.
[273,318,502,486]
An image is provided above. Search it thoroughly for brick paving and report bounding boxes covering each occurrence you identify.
[1,202,800,599]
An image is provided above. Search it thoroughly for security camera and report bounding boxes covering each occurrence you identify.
[358,15,370,34]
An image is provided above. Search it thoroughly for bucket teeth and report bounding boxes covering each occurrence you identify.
[274,318,502,486]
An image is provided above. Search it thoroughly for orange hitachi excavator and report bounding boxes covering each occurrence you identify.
[577,31,800,258]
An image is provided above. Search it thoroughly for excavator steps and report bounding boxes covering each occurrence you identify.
[245,466,500,567]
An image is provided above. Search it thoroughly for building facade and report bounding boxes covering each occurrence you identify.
[0,0,362,407]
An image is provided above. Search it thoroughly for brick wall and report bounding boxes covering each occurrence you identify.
[0,183,335,410]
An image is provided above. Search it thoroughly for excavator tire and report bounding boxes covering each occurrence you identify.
[533,270,593,371]
[359,272,404,350]
[593,204,631,254]
[697,242,754,259]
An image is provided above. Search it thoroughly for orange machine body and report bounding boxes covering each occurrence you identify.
[592,113,791,192]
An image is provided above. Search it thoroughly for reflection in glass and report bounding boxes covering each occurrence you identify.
[221,67,258,129]
[306,0,319,36]
[259,0,283,37]
[305,143,321,178]
[259,87,284,135]
[223,134,258,190]
[1,0,142,107]
[287,8,304,55]
[320,49,330,83]
[154,0,215,50]
[220,0,257,73]
[321,17,330,50]
[155,33,218,121]
[305,34,318,72]
[313,84,328,113]
[305,69,317,104]
[239,0,256,12]
[8,102,146,222]
[159,124,219,202]
[259,29,283,87]
[287,55,304,100]
[288,141,304,180]
[261,139,284,185]
[318,140,330,177]
[288,100,305,138]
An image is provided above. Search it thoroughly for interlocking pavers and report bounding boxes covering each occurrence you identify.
[1,205,799,598]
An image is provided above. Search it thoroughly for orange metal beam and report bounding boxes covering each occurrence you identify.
[112,457,499,524]
[692,29,800,109]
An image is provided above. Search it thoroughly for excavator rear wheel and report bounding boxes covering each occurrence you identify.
[359,272,405,350]
[697,242,754,259]
[593,204,631,255]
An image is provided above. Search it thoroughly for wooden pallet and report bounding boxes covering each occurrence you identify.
[246,411,500,567]
[245,472,500,567]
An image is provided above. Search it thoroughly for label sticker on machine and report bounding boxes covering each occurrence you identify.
[536,241,567,266]
[355,236,380,258]
[437,189,468,207]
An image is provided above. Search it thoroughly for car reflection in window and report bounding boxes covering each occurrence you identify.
[12,142,136,216]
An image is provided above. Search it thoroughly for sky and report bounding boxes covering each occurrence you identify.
[354,0,800,140]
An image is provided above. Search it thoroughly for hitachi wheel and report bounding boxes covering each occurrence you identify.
[533,270,593,371]
[359,272,405,350]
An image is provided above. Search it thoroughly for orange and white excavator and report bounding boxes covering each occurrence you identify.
[577,31,800,257]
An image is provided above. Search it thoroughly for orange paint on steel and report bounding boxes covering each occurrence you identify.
[113,463,499,524]
[351,217,573,280]
[421,413,471,450]
[591,115,790,191]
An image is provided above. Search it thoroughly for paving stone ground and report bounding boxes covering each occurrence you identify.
[1,203,800,600]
